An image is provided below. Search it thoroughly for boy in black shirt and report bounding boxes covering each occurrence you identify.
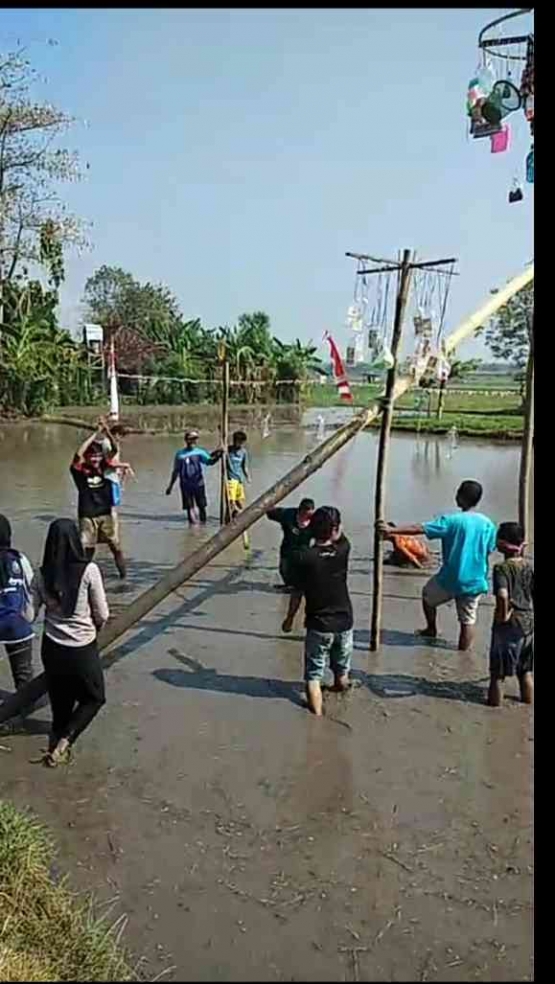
[284,506,353,716]
[266,498,315,589]
[488,522,534,707]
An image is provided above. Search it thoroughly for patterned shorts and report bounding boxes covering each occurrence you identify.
[304,629,353,683]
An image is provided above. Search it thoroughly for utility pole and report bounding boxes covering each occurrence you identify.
[370,249,413,651]
[518,310,534,539]
[218,344,230,525]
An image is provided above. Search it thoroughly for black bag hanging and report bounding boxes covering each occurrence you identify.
[508,177,524,203]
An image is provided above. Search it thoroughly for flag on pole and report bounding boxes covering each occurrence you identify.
[108,336,120,420]
[323,332,353,403]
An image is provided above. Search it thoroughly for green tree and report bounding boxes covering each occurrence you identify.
[0,281,82,414]
[0,46,86,293]
[272,338,322,403]
[484,282,533,368]
[83,266,183,332]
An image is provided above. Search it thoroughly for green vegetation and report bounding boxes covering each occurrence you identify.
[0,800,133,982]
[304,383,523,439]
[0,45,529,426]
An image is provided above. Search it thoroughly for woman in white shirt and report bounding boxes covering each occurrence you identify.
[33,518,109,767]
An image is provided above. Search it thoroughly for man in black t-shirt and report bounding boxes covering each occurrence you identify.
[283,506,353,716]
[266,498,315,589]
[70,423,127,578]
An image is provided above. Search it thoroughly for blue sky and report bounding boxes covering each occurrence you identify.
[2,7,533,359]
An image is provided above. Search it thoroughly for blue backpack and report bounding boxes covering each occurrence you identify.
[0,550,33,644]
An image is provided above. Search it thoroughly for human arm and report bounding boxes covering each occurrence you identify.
[165,454,180,494]
[377,520,425,538]
[242,451,251,483]
[87,564,110,630]
[206,447,223,466]
[19,554,36,622]
[73,430,100,465]
[99,421,119,459]
[266,508,285,524]
[493,567,512,624]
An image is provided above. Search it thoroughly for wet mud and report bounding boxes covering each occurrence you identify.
[0,423,533,981]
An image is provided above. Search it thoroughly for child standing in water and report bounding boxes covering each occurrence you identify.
[225,431,250,520]
[488,522,534,707]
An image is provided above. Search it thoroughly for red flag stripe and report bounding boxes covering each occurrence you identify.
[324,332,353,403]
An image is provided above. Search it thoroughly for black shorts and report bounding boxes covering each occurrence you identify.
[180,484,207,513]
[489,623,534,680]
[279,555,302,589]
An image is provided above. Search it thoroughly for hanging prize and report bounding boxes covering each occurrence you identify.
[508,176,524,203]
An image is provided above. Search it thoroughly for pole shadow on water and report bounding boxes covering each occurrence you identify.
[152,655,488,709]
[153,650,305,709]
[352,669,488,706]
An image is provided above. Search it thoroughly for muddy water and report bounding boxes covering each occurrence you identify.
[0,421,533,982]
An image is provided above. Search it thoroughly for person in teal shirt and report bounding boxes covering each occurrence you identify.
[378,480,496,651]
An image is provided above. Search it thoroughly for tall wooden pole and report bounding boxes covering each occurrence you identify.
[219,357,230,525]
[518,312,534,539]
[370,249,413,652]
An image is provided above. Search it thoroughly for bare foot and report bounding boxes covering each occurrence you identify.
[416,627,437,639]
[332,675,350,693]
[282,617,294,634]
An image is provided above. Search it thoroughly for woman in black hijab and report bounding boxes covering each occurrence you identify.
[33,519,110,767]
[0,514,35,696]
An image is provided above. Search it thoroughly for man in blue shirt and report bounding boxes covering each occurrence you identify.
[165,430,222,524]
[378,480,496,651]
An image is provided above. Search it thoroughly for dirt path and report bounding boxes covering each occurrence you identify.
[0,542,533,982]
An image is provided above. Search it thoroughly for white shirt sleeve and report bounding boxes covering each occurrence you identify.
[87,563,110,629]
[19,553,36,623]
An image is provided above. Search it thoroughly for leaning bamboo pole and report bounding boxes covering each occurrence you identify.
[518,313,534,538]
[0,264,534,724]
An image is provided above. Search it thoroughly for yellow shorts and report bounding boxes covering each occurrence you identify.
[227,480,246,506]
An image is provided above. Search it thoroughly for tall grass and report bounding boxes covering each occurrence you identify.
[0,800,134,982]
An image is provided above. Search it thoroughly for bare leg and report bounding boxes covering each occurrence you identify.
[417,598,437,638]
[458,623,475,652]
[109,546,127,579]
[487,677,503,707]
[306,680,323,716]
[519,672,534,705]
[282,591,302,633]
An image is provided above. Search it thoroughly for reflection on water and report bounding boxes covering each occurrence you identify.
[0,420,533,567]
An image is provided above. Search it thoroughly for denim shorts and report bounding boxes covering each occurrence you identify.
[304,629,353,683]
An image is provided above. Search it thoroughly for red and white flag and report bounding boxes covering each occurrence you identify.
[323,331,353,403]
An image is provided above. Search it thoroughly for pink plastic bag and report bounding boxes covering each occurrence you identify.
[490,125,510,154]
